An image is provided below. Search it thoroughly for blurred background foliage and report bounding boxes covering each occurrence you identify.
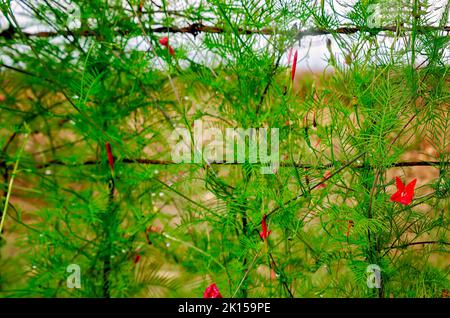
[0,0,449,297]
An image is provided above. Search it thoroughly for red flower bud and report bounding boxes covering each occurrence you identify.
[105,142,114,171]
[291,50,298,82]
[287,47,293,65]
[317,171,331,189]
[346,220,354,238]
[159,37,175,56]
[270,268,276,280]
[134,254,141,264]
[316,183,326,189]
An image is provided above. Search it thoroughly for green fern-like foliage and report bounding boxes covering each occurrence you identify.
[0,0,448,298]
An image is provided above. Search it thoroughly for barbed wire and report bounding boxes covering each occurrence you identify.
[28,158,450,170]
[0,23,449,40]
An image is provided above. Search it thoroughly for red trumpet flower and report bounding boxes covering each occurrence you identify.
[159,36,175,56]
[105,142,114,171]
[390,176,417,205]
[203,283,222,298]
[291,50,298,82]
[259,214,271,241]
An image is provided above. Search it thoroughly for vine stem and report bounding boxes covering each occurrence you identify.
[385,241,450,250]
[232,248,262,298]
[267,152,366,217]
[162,232,227,271]
[365,107,419,297]
[268,253,294,298]
[0,125,29,237]
[102,174,115,298]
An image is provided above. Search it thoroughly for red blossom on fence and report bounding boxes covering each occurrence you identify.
[260,214,271,241]
[390,176,417,205]
[203,283,222,298]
